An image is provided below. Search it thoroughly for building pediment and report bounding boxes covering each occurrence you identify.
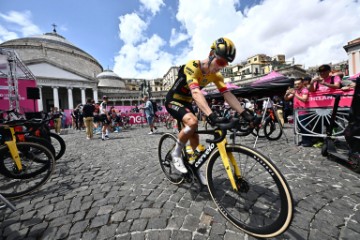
[27,61,89,81]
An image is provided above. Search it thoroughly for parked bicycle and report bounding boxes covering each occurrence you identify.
[236,98,284,141]
[0,123,55,199]
[1,110,66,160]
[158,118,294,238]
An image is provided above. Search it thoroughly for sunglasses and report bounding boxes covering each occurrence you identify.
[214,55,228,67]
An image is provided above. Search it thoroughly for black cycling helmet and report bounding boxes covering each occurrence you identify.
[211,37,236,63]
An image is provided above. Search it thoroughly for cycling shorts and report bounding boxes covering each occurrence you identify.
[165,99,195,123]
[100,114,110,125]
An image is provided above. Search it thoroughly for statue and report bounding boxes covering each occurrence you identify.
[139,80,152,98]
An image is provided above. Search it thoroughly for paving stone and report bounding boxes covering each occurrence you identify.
[147,217,167,229]
[90,214,110,228]
[54,223,71,239]
[139,208,162,218]
[110,211,126,223]
[97,224,118,240]
[69,219,89,235]
[130,218,148,231]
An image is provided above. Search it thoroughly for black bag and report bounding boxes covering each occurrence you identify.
[151,100,158,114]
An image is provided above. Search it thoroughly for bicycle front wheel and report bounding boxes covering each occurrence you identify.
[0,142,55,199]
[206,144,293,238]
[158,133,184,184]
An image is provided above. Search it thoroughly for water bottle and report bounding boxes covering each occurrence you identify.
[189,144,206,164]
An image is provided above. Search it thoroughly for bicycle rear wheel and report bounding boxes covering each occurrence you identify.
[0,142,55,199]
[158,133,184,184]
[264,119,283,141]
[206,144,293,238]
[49,132,66,160]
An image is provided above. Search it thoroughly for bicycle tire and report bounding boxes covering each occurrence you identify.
[49,132,66,160]
[0,142,55,199]
[251,127,266,138]
[25,135,56,158]
[206,144,293,238]
[264,119,283,141]
[158,133,184,184]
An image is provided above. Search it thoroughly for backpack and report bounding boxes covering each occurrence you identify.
[150,100,158,114]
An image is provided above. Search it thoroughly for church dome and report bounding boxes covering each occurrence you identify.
[0,31,103,78]
[97,69,126,88]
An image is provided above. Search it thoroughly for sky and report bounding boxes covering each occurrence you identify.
[0,0,360,79]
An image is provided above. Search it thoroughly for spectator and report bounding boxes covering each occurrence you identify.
[60,108,66,129]
[93,102,101,134]
[83,98,95,140]
[303,76,312,90]
[273,96,285,126]
[309,64,341,92]
[284,78,312,147]
[52,107,62,135]
[99,96,110,140]
[140,95,158,134]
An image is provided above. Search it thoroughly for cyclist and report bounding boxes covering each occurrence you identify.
[165,37,254,184]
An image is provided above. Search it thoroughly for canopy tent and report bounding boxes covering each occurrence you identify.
[349,72,360,80]
[206,72,292,99]
[251,71,288,86]
[226,82,240,89]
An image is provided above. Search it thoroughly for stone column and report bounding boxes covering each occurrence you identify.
[37,86,43,112]
[52,86,59,109]
[81,88,86,104]
[67,87,74,110]
[93,88,98,103]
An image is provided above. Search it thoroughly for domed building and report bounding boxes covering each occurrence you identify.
[0,29,103,111]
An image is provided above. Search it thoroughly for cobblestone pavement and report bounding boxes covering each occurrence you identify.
[1,124,360,240]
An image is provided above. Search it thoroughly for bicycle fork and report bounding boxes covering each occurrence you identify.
[217,139,241,191]
[4,127,23,171]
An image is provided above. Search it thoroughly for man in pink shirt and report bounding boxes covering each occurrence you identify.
[309,64,341,92]
[285,78,314,147]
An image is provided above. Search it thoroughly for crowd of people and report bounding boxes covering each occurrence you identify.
[284,64,356,147]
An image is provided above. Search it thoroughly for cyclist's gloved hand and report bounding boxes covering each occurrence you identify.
[240,110,254,123]
[206,112,227,126]
[240,110,255,129]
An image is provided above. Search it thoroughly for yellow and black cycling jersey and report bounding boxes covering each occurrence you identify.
[167,60,229,103]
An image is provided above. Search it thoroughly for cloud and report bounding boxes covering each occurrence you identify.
[139,0,165,15]
[114,32,173,79]
[115,0,360,78]
[169,28,189,47]
[118,13,148,45]
[175,0,360,68]
[0,10,41,37]
[0,25,18,42]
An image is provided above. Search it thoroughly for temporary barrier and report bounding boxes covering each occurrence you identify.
[293,89,353,144]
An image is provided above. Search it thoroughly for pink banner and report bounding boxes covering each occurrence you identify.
[294,89,354,109]
[0,78,38,112]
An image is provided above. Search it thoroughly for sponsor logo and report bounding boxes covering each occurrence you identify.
[192,61,198,68]
[185,67,194,74]
[195,143,215,167]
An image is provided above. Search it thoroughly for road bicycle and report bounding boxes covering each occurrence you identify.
[0,124,55,199]
[1,110,66,160]
[158,118,294,238]
[236,98,284,142]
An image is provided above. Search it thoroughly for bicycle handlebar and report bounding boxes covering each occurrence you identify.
[205,118,239,144]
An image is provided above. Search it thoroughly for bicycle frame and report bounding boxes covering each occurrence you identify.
[190,129,241,191]
[1,126,23,171]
